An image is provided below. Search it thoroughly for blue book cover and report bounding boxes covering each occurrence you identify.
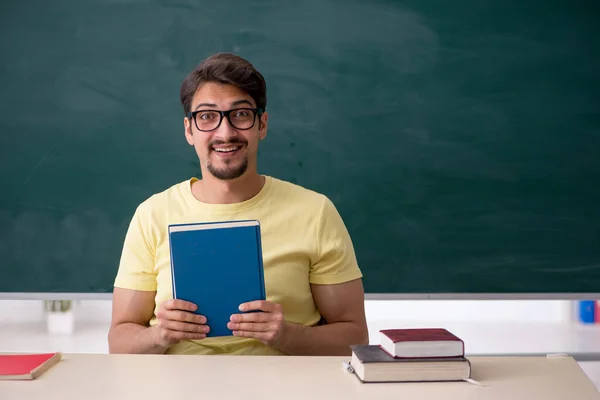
[578,300,596,324]
[168,219,266,337]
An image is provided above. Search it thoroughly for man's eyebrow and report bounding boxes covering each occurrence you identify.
[194,103,217,110]
[231,99,254,107]
[193,99,254,111]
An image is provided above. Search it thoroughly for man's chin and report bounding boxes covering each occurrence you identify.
[206,162,248,181]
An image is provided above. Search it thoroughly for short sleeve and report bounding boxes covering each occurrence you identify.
[309,196,363,284]
[113,204,158,291]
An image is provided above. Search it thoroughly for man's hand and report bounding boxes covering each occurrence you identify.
[228,300,285,346]
[153,299,210,348]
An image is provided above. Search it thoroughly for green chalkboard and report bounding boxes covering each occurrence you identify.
[1,0,599,294]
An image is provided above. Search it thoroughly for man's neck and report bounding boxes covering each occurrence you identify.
[192,172,266,204]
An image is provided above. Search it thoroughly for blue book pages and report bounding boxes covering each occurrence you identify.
[168,220,266,337]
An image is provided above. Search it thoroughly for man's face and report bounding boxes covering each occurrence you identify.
[184,82,268,180]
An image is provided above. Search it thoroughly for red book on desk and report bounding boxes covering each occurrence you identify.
[0,352,62,380]
[379,328,465,358]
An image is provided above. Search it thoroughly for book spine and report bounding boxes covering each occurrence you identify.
[168,228,177,299]
[255,224,266,300]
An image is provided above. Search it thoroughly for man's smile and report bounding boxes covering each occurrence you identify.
[212,145,243,153]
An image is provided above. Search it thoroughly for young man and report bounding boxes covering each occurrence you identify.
[108,53,369,356]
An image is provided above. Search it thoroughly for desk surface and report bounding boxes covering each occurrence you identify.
[1,354,599,400]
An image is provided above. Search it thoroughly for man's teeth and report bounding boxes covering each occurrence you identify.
[214,146,241,153]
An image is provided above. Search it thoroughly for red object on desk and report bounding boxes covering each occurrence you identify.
[379,328,465,358]
[0,352,62,380]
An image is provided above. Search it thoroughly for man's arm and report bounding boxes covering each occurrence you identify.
[108,288,168,354]
[229,278,369,356]
[108,288,210,354]
[277,278,369,355]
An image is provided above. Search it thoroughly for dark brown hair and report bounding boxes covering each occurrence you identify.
[179,53,267,115]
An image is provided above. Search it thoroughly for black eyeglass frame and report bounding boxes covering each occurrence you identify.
[186,108,264,132]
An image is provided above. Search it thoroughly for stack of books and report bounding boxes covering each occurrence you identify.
[349,328,472,383]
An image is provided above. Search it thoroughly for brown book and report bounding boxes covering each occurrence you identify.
[350,345,471,383]
[379,328,465,358]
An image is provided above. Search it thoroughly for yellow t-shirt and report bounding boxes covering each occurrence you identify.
[114,175,362,355]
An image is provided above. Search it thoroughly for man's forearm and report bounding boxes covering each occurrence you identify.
[108,323,168,354]
[274,321,369,356]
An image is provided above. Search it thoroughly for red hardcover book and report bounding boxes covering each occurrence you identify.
[379,328,464,358]
[0,352,62,380]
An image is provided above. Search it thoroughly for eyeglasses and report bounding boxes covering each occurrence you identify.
[186,108,264,132]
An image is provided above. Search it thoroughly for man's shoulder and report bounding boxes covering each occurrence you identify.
[134,179,191,216]
[269,176,329,207]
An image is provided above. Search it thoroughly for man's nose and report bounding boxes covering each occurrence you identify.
[214,115,239,140]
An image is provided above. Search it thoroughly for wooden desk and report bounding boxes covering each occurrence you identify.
[1,354,598,400]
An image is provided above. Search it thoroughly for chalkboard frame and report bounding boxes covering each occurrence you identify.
[2,292,600,300]
[2,0,599,296]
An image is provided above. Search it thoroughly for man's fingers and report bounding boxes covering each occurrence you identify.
[230,311,272,323]
[172,310,206,324]
[156,308,206,324]
[165,299,198,312]
[239,300,280,313]
[165,320,210,334]
[232,330,277,342]
[227,322,271,332]
[155,326,206,347]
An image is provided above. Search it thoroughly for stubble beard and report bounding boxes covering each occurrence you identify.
[207,156,248,180]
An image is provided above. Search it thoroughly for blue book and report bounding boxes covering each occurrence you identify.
[168,219,266,337]
[578,300,596,324]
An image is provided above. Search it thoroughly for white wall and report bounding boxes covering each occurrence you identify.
[0,299,575,325]
[364,299,573,323]
[1,299,592,354]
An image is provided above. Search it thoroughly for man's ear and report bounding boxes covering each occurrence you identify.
[259,112,268,140]
[184,117,194,146]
